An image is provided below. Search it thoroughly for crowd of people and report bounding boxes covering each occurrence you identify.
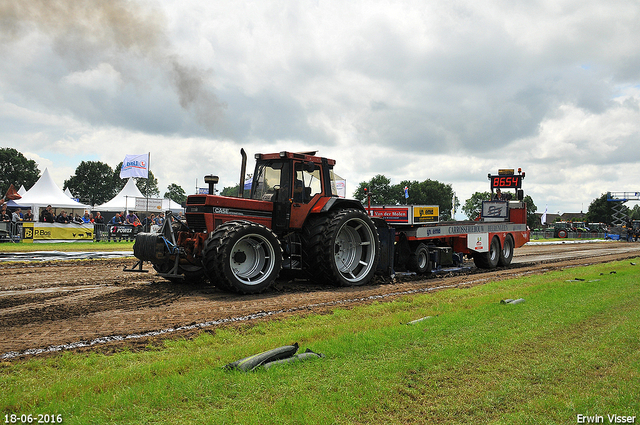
[109,211,165,228]
[1,205,35,223]
[2,202,178,235]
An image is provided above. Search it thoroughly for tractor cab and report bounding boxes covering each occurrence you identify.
[250,151,339,231]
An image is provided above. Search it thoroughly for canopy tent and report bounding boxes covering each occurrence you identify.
[64,188,74,199]
[6,200,29,209]
[16,168,90,215]
[162,198,184,213]
[94,178,144,212]
[17,185,27,196]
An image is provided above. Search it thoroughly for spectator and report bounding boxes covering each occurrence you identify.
[110,212,124,225]
[56,210,70,224]
[23,209,34,222]
[72,213,83,224]
[40,205,55,223]
[142,213,155,228]
[1,205,11,221]
[156,213,164,225]
[125,211,138,225]
[11,208,23,222]
[94,212,104,224]
[81,212,92,223]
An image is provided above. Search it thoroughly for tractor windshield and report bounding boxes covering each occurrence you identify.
[251,161,283,201]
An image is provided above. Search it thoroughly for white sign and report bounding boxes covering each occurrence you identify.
[134,197,163,211]
[482,201,508,220]
[467,233,489,252]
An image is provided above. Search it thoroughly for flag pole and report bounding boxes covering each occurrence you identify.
[146,152,150,219]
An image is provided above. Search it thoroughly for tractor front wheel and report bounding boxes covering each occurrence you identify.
[205,220,282,294]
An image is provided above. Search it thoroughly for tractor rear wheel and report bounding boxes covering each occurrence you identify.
[473,236,500,269]
[303,209,379,286]
[205,220,282,294]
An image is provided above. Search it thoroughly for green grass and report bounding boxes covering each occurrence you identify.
[0,241,133,252]
[1,259,639,424]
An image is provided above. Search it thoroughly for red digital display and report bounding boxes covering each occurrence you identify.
[490,175,522,189]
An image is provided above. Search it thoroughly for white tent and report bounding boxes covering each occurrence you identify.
[95,178,184,214]
[64,188,74,199]
[162,198,184,213]
[17,185,27,196]
[17,168,90,215]
[94,178,144,212]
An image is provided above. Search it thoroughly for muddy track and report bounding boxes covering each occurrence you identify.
[1,242,639,360]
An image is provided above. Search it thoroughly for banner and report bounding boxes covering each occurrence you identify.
[134,197,163,211]
[120,153,149,179]
[22,222,94,243]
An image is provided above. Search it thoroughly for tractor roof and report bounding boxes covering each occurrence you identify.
[255,151,336,166]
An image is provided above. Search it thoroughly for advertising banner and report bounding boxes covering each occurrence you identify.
[134,197,163,211]
[413,206,439,223]
[22,222,94,243]
[369,207,410,224]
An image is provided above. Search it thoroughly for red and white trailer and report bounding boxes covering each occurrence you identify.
[367,170,530,275]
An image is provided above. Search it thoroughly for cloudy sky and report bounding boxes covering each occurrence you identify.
[2,0,640,218]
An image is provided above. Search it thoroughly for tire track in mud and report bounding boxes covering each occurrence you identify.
[0,285,188,327]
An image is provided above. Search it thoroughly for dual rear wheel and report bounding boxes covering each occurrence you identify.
[473,235,514,269]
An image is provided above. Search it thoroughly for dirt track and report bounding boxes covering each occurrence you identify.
[2,241,640,360]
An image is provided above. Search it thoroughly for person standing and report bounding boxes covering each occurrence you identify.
[93,212,104,224]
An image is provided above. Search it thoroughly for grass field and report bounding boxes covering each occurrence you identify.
[1,259,638,424]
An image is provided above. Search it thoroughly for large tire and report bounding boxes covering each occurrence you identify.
[205,220,282,294]
[408,243,431,275]
[202,221,238,292]
[498,235,514,267]
[557,229,568,238]
[303,209,379,286]
[473,236,500,269]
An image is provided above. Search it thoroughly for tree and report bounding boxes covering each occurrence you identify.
[0,147,40,195]
[112,162,160,197]
[584,193,629,224]
[64,161,117,205]
[396,179,458,221]
[462,192,491,220]
[354,175,458,220]
[354,175,397,205]
[523,195,538,228]
[164,183,187,205]
[631,205,640,220]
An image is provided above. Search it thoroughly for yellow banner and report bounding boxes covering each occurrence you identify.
[413,206,439,223]
[22,222,94,242]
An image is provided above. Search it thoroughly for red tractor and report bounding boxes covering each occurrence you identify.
[132,150,381,294]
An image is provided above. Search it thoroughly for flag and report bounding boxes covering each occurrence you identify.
[4,184,21,200]
[120,153,149,178]
[404,186,409,199]
[541,205,548,225]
